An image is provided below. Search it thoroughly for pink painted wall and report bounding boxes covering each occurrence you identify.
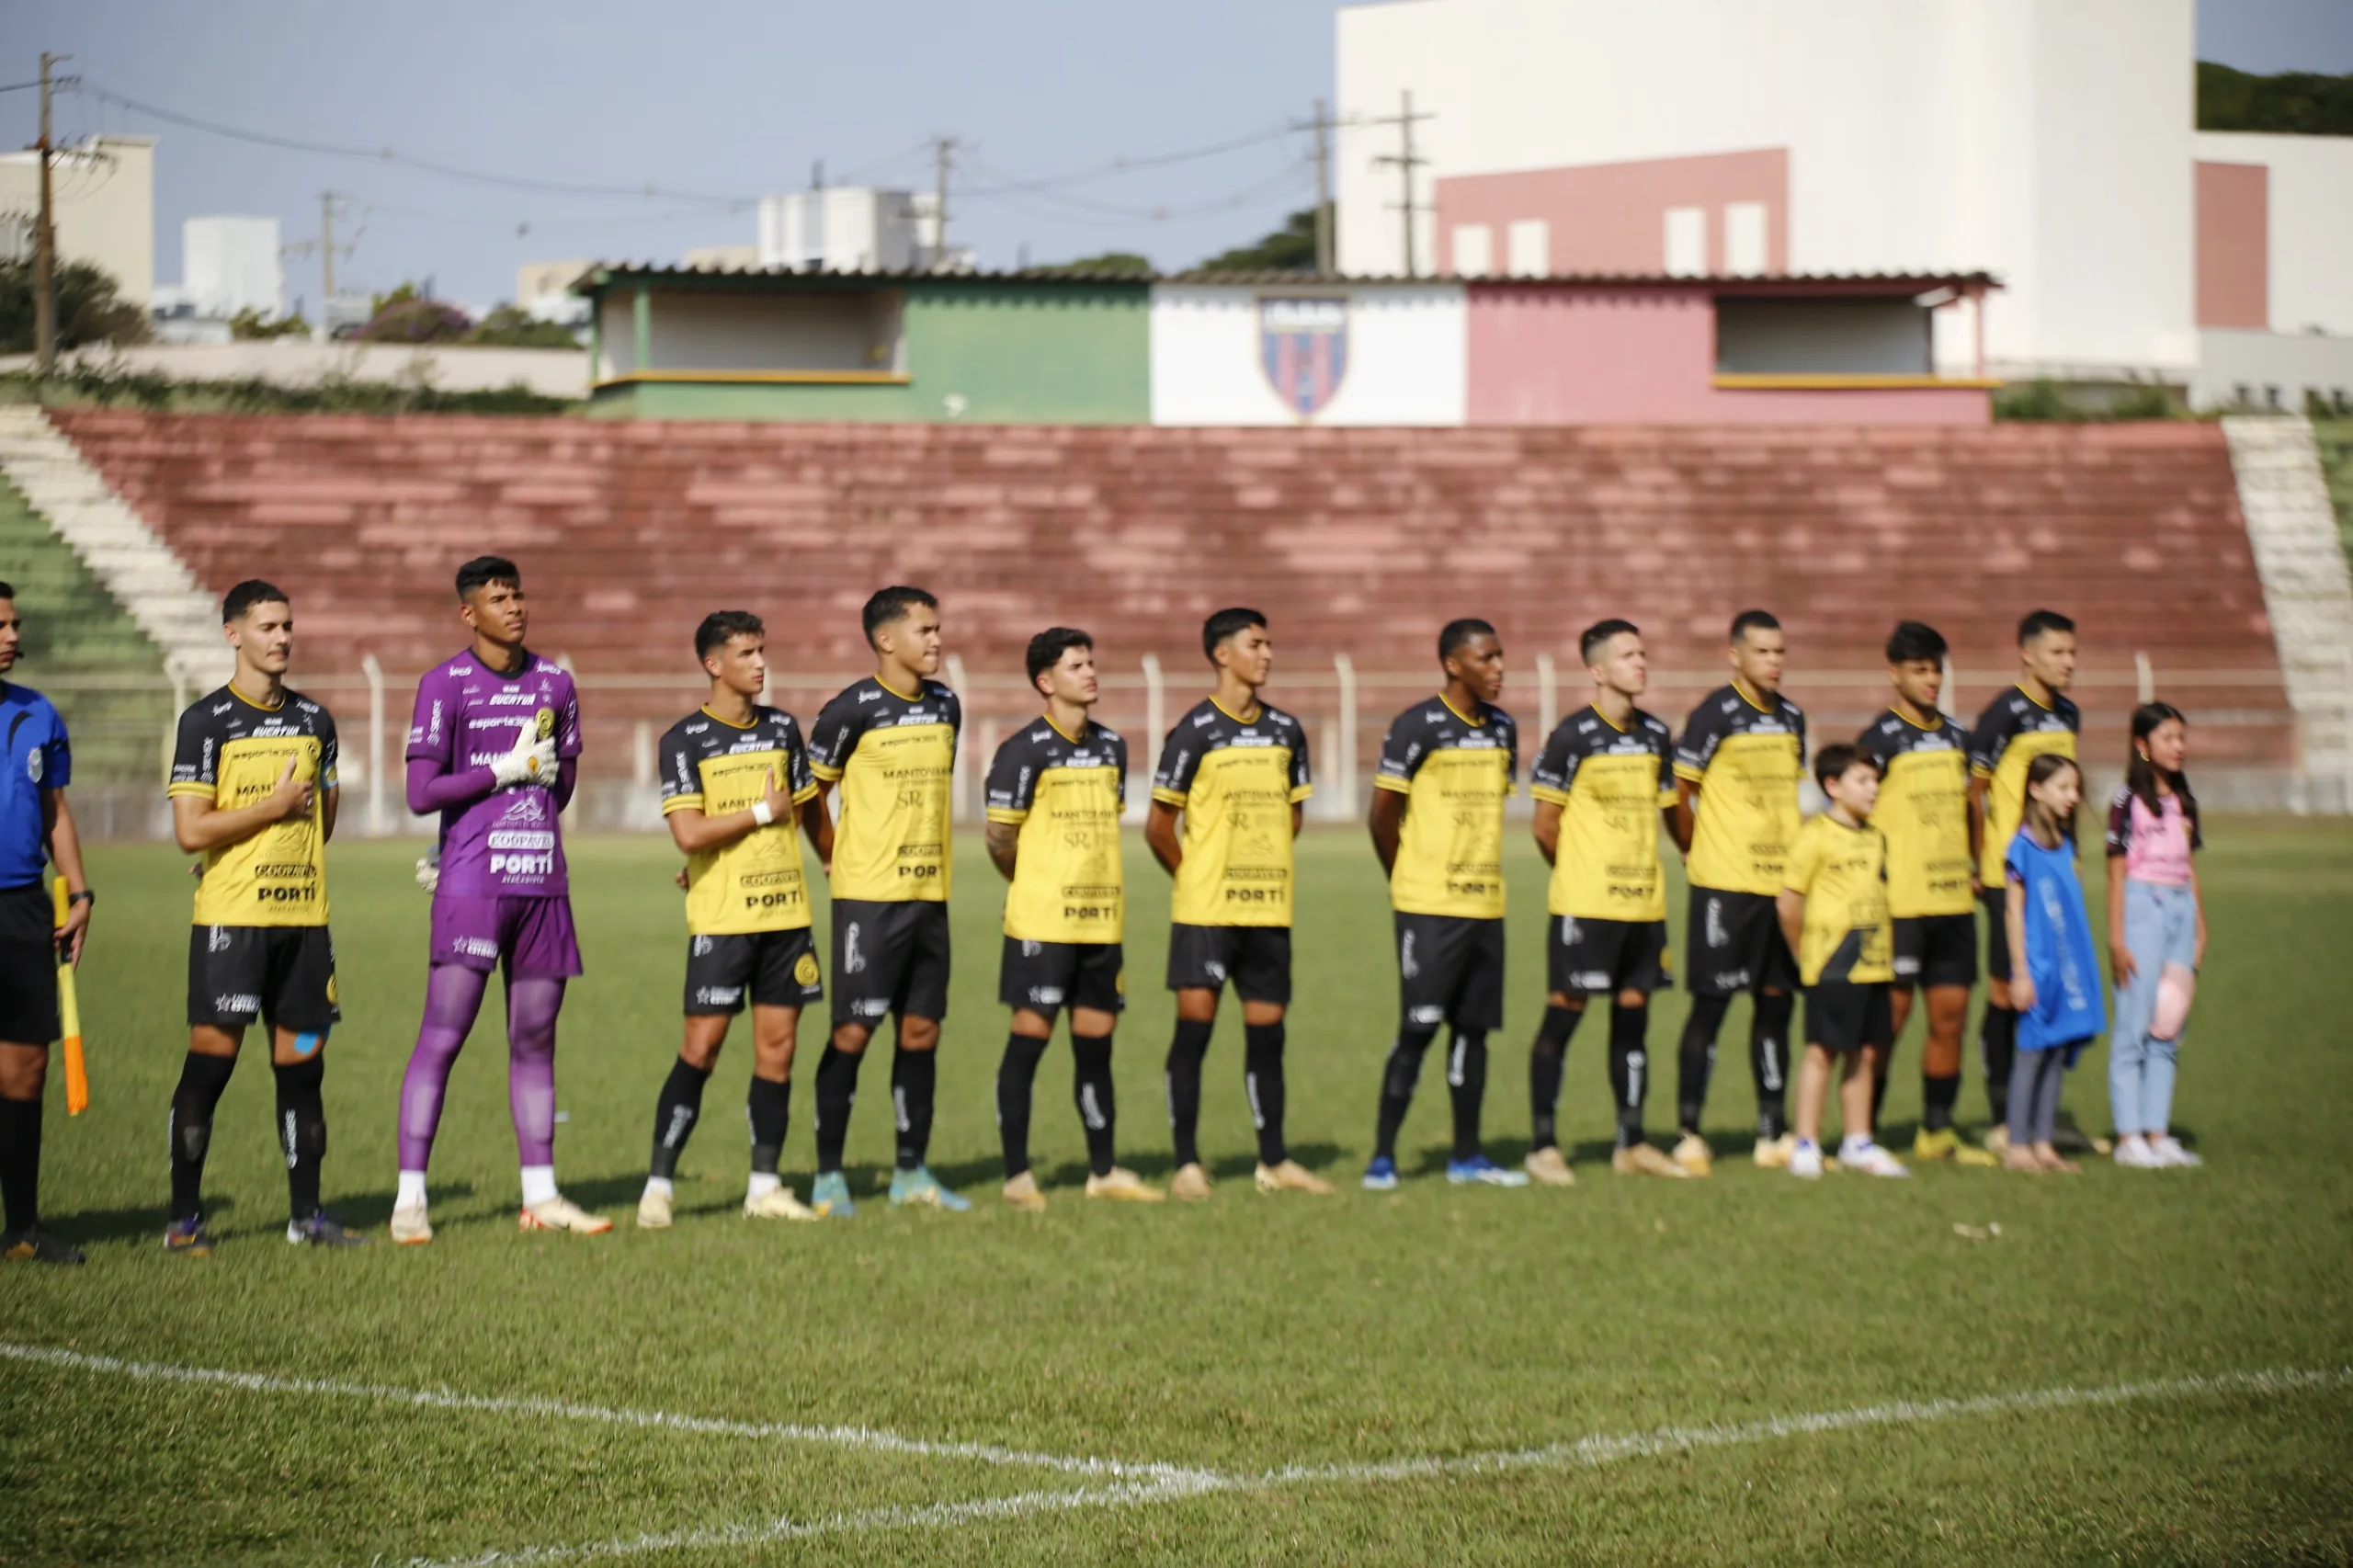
[2195,161,2268,330]
[1437,149,1789,275]
[1464,286,1989,426]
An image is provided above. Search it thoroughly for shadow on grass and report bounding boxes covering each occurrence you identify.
[48,1194,236,1245]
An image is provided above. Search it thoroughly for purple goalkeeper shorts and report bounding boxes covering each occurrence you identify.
[428,893,583,979]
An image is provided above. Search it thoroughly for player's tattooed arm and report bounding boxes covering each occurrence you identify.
[984,819,1019,881]
[1367,789,1404,875]
[1144,800,1184,877]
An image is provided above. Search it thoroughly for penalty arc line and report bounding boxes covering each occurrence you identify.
[401,1362,2353,1566]
[0,1341,1214,1487]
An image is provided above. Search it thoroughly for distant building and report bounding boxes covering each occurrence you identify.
[682,244,758,271]
[572,262,1995,426]
[182,217,282,318]
[0,135,157,302]
[756,187,972,274]
[1335,0,2353,409]
[517,259,593,325]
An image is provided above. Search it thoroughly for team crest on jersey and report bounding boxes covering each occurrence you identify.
[534,707,556,742]
[794,951,821,986]
[1260,298,1347,418]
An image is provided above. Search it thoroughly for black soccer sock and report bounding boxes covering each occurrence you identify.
[813,1044,863,1175]
[648,1058,711,1181]
[1870,1059,1891,1132]
[1527,1004,1583,1152]
[1608,1000,1652,1149]
[1981,1006,2016,1128]
[1446,1028,1490,1164]
[1071,1032,1117,1178]
[746,1074,790,1176]
[1373,1026,1438,1162]
[892,1045,937,1171]
[1750,991,1794,1140]
[1165,1017,1213,1168]
[1922,1071,1961,1133]
[272,1054,328,1223]
[168,1051,237,1222]
[996,1031,1049,1178]
[1244,1020,1288,1166]
[0,1096,40,1233]
[1677,994,1731,1136]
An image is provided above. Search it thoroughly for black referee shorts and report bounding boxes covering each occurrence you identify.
[0,883,59,1045]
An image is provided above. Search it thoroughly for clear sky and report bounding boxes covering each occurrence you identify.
[1,0,2345,314]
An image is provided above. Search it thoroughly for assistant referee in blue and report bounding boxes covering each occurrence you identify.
[0,582,93,1264]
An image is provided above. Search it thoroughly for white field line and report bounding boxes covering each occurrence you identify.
[0,1341,1212,1486]
[406,1362,2353,1566]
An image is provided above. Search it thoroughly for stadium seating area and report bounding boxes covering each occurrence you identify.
[50,410,2290,780]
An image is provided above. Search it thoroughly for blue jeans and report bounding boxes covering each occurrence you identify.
[2109,880,2197,1136]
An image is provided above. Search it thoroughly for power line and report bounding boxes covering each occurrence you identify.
[959,122,1296,198]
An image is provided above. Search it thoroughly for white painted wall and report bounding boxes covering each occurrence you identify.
[2194,131,2353,338]
[0,136,156,302]
[1149,284,1467,426]
[183,216,282,319]
[2193,330,2353,413]
[1334,0,2198,380]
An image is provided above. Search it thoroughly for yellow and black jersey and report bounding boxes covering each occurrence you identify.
[1784,812,1893,986]
[1858,708,1975,918]
[1970,686,2079,885]
[985,715,1128,944]
[659,705,821,936]
[809,676,961,903]
[1373,695,1516,919]
[168,683,337,927]
[1675,682,1806,896]
[1153,697,1313,928]
[1530,704,1679,922]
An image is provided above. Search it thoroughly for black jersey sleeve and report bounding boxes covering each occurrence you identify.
[1286,711,1313,801]
[1501,710,1520,784]
[167,699,220,799]
[806,687,869,780]
[779,716,819,802]
[313,705,341,790]
[1673,698,1727,782]
[1529,718,1581,804]
[1152,712,1206,806]
[1108,728,1131,809]
[1373,706,1436,793]
[984,729,1043,823]
[1968,694,2019,779]
[656,719,702,813]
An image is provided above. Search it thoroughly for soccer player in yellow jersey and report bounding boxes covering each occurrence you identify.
[1147,608,1331,1200]
[1857,621,1995,1165]
[164,581,366,1251]
[636,612,833,1230]
[1967,609,2079,1152]
[1525,619,1690,1184]
[1363,619,1525,1191]
[806,586,967,1215]
[1670,609,1806,1174]
[984,628,1162,1210]
[1776,744,1909,1179]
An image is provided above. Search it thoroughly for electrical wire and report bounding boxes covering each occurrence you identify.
[958,122,1298,197]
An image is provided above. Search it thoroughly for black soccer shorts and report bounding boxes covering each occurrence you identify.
[0,883,59,1045]
[1685,888,1798,998]
[684,927,824,1015]
[187,924,339,1032]
[830,899,950,1028]
[1000,937,1125,1017]
[1893,913,1978,990]
[1545,915,1673,999]
[1394,912,1505,1032]
[1165,922,1291,1005]
[1805,981,1894,1054]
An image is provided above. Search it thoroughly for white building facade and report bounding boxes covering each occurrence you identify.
[1335,0,2352,407]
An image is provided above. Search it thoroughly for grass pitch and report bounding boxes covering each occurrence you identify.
[5,824,2352,1565]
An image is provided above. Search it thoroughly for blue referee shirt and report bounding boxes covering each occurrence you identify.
[0,682,71,889]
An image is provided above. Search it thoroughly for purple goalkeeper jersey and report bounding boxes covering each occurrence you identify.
[407,649,582,898]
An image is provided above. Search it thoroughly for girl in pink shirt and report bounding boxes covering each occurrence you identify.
[2104,702,2205,1168]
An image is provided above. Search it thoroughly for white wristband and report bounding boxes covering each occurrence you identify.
[750,799,776,827]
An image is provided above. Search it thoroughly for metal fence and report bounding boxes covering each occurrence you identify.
[34,650,2343,838]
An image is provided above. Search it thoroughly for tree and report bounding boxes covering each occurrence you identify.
[0,258,150,354]
[1028,251,1154,277]
[465,305,585,349]
[1195,207,1324,274]
[357,282,472,344]
[230,307,310,341]
[2198,62,2353,135]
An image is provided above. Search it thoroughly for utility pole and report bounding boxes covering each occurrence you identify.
[32,52,70,373]
[1291,98,1337,274]
[1370,90,1433,278]
[284,192,356,335]
[927,135,958,272]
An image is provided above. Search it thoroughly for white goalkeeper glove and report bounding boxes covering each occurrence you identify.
[490,723,558,789]
[415,847,440,894]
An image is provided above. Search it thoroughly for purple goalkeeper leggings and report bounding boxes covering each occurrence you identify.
[397,964,564,1169]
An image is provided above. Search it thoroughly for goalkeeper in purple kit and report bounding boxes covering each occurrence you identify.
[390,556,608,1242]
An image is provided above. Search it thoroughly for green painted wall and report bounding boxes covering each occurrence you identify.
[587,280,1150,424]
